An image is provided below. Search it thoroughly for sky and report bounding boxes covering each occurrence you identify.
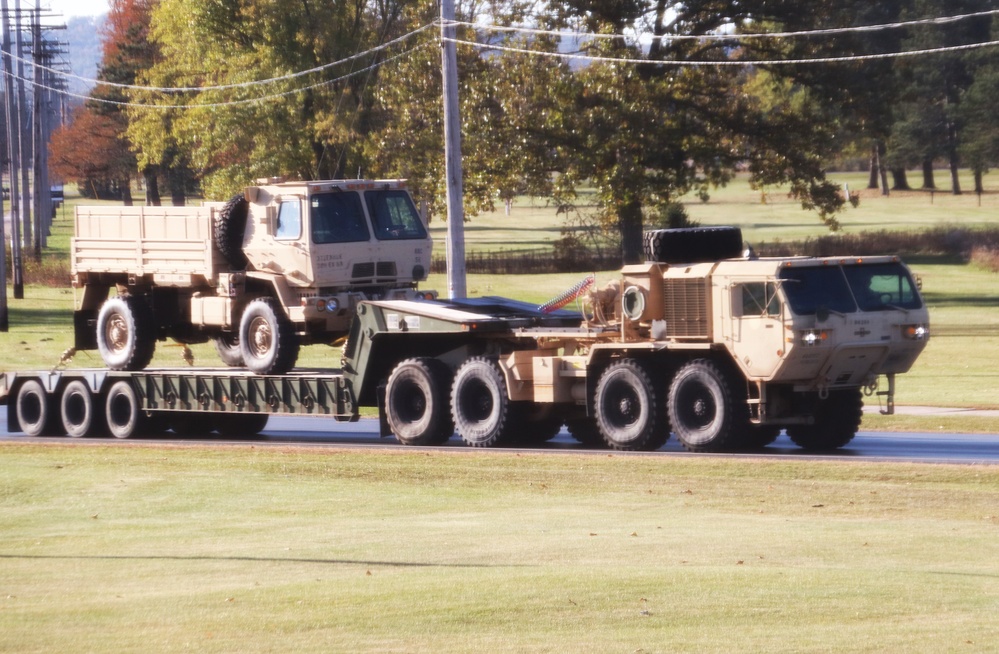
[45,0,109,19]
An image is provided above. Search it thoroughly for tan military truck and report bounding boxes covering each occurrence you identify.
[6,227,928,451]
[70,179,434,374]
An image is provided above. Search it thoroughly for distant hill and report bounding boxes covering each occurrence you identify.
[63,14,104,96]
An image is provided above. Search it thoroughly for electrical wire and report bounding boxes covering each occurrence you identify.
[3,42,432,110]
[443,36,999,67]
[448,8,999,43]
[4,22,437,95]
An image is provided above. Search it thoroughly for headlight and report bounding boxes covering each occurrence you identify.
[800,329,830,346]
[902,324,929,340]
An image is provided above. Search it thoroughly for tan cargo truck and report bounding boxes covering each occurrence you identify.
[71,179,434,374]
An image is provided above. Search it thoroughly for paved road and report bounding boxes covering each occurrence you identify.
[2,406,997,465]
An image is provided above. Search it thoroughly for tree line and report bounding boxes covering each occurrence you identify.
[48,0,999,264]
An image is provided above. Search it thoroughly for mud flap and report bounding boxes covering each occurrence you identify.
[74,310,98,350]
[376,383,391,437]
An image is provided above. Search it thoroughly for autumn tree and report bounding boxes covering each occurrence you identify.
[129,0,416,200]
[49,104,135,200]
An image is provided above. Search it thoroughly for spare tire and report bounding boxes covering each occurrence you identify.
[643,226,744,264]
[214,193,249,268]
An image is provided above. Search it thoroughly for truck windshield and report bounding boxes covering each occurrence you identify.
[842,262,923,311]
[366,190,428,241]
[779,262,923,316]
[311,192,369,244]
[779,267,857,315]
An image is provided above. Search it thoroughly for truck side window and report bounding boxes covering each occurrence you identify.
[311,192,369,244]
[275,200,301,240]
[366,190,428,241]
[740,282,781,317]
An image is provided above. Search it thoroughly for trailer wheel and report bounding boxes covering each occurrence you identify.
[239,297,300,375]
[105,380,144,439]
[386,358,454,445]
[15,379,58,436]
[566,416,606,448]
[168,412,216,437]
[594,359,665,451]
[787,389,862,451]
[60,380,104,438]
[97,296,156,371]
[643,226,744,264]
[668,359,745,452]
[216,413,269,438]
[741,425,781,450]
[214,193,249,269]
[509,403,563,445]
[451,357,515,447]
[213,333,244,367]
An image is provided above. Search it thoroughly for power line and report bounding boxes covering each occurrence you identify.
[450,8,999,43]
[444,36,999,67]
[3,42,432,110]
[4,22,437,94]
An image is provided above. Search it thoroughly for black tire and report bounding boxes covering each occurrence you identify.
[214,193,249,268]
[450,357,516,447]
[15,379,59,437]
[216,413,269,438]
[239,297,300,375]
[741,425,782,450]
[60,380,104,438]
[96,295,156,371]
[787,389,863,451]
[643,226,744,264]
[105,380,144,439]
[668,359,746,452]
[508,403,563,446]
[385,358,454,446]
[566,416,606,448]
[594,359,666,451]
[168,412,217,437]
[213,332,245,367]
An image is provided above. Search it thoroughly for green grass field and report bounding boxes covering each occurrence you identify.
[1,443,997,653]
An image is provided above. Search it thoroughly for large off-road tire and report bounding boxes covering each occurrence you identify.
[643,226,744,264]
[239,297,300,375]
[214,193,249,269]
[450,357,516,447]
[213,333,244,367]
[508,403,563,446]
[60,380,104,438]
[740,425,782,450]
[15,379,58,437]
[216,413,270,438]
[385,358,455,445]
[97,295,157,371]
[168,412,216,437]
[594,359,666,451]
[105,380,144,439]
[565,416,606,448]
[668,359,746,452]
[787,389,863,451]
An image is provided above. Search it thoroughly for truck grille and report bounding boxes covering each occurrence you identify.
[351,262,398,283]
[663,279,709,338]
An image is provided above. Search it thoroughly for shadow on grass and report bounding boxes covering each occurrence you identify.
[0,553,522,568]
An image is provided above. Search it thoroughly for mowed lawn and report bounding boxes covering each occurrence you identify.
[1,443,997,653]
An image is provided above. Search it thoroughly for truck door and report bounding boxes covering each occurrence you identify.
[727,281,785,378]
[275,198,312,284]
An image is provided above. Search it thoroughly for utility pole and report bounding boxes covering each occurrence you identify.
[0,2,7,329]
[1,0,23,300]
[440,0,466,299]
[13,0,32,262]
[31,0,47,251]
